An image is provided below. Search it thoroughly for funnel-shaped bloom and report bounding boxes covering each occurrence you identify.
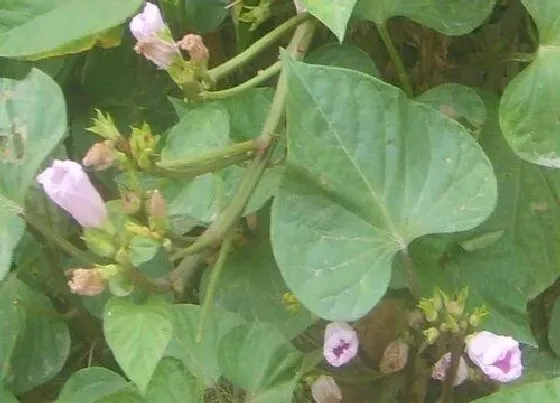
[467,331,522,383]
[37,160,107,228]
[323,322,359,367]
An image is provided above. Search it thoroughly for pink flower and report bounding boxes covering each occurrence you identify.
[311,375,342,403]
[294,0,307,13]
[432,352,468,386]
[129,3,165,41]
[36,160,107,228]
[323,322,358,367]
[129,3,180,69]
[466,331,522,383]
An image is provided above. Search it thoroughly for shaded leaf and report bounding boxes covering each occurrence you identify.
[306,43,380,77]
[56,367,131,403]
[473,377,560,402]
[299,0,359,41]
[145,358,203,403]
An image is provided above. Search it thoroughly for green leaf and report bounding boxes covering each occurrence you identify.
[165,304,244,386]
[306,43,380,77]
[160,103,230,163]
[218,322,302,402]
[271,60,497,321]
[0,0,143,59]
[129,236,161,267]
[499,0,560,167]
[472,378,560,402]
[104,297,172,393]
[0,385,17,403]
[521,348,560,383]
[416,83,487,134]
[56,367,131,403]
[354,0,497,35]
[0,68,67,280]
[166,165,284,227]
[145,358,203,403]
[203,228,317,340]
[181,0,230,33]
[298,0,358,41]
[0,276,26,381]
[549,299,560,357]
[9,279,71,394]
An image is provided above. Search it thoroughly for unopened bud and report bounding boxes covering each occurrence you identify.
[148,190,166,231]
[178,34,209,64]
[82,141,116,171]
[408,310,424,327]
[87,109,121,142]
[379,341,409,374]
[122,191,141,214]
[66,268,106,296]
[311,375,341,403]
[424,327,439,344]
[432,352,468,386]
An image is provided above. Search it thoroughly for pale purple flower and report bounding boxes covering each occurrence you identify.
[129,3,165,41]
[36,160,107,228]
[129,2,180,69]
[311,375,342,403]
[466,331,522,383]
[294,0,307,13]
[432,352,468,386]
[323,322,358,367]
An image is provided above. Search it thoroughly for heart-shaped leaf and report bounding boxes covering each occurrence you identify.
[354,0,497,35]
[298,0,359,41]
[0,68,67,280]
[499,0,560,167]
[145,358,203,403]
[472,377,560,402]
[56,368,131,403]
[0,0,143,60]
[271,60,497,321]
[104,297,172,393]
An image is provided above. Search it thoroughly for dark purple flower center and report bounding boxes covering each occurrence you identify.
[494,351,513,373]
[332,340,350,358]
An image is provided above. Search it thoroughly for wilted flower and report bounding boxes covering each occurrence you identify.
[82,141,116,171]
[323,322,359,367]
[294,0,307,13]
[66,268,106,296]
[432,352,468,386]
[311,375,342,403]
[178,34,209,64]
[466,331,522,382]
[380,341,409,374]
[37,160,107,228]
[129,3,180,69]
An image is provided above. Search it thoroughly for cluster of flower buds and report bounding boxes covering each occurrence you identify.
[129,3,210,97]
[416,288,523,386]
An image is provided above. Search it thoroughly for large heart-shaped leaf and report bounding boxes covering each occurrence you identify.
[0,0,143,60]
[145,358,203,403]
[472,377,560,402]
[271,60,497,321]
[0,68,67,280]
[298,0,359,41]
[499,0,560,167]
[56,368,131,403]
[353,0,497,35]
[104,297,172,393]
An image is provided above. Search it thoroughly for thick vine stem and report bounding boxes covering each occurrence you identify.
[202,61,282,100]
[440,335,465,403]
[171,20,317,261]
[377,24,414,98]
[208,13,312,83]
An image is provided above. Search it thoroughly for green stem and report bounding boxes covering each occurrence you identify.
[196,232,234,343]
[378,24,414,97]
[156,139,259,173]
[124,266,171,294]
[202,61,282,100]
[22,212,97,267]
[440,335,465,403]
[402,248,420,299]
[208,13,311,83]
[171,20,317,262]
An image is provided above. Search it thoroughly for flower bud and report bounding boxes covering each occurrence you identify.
[311,375,341,403]
[82,141,116,171]
[424,327,439,344]
[37,160,107,228]
[148,190,166,232]
[66,268,106,296]
[466,331,522,383]
[122,191,141,214]
[86,109,121,142]
[379,341,409,374]
[178,34,209,64]
[323,322,359,368]
[418,297,440,323]
[129,123,159,170]
[432,352,468,386]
